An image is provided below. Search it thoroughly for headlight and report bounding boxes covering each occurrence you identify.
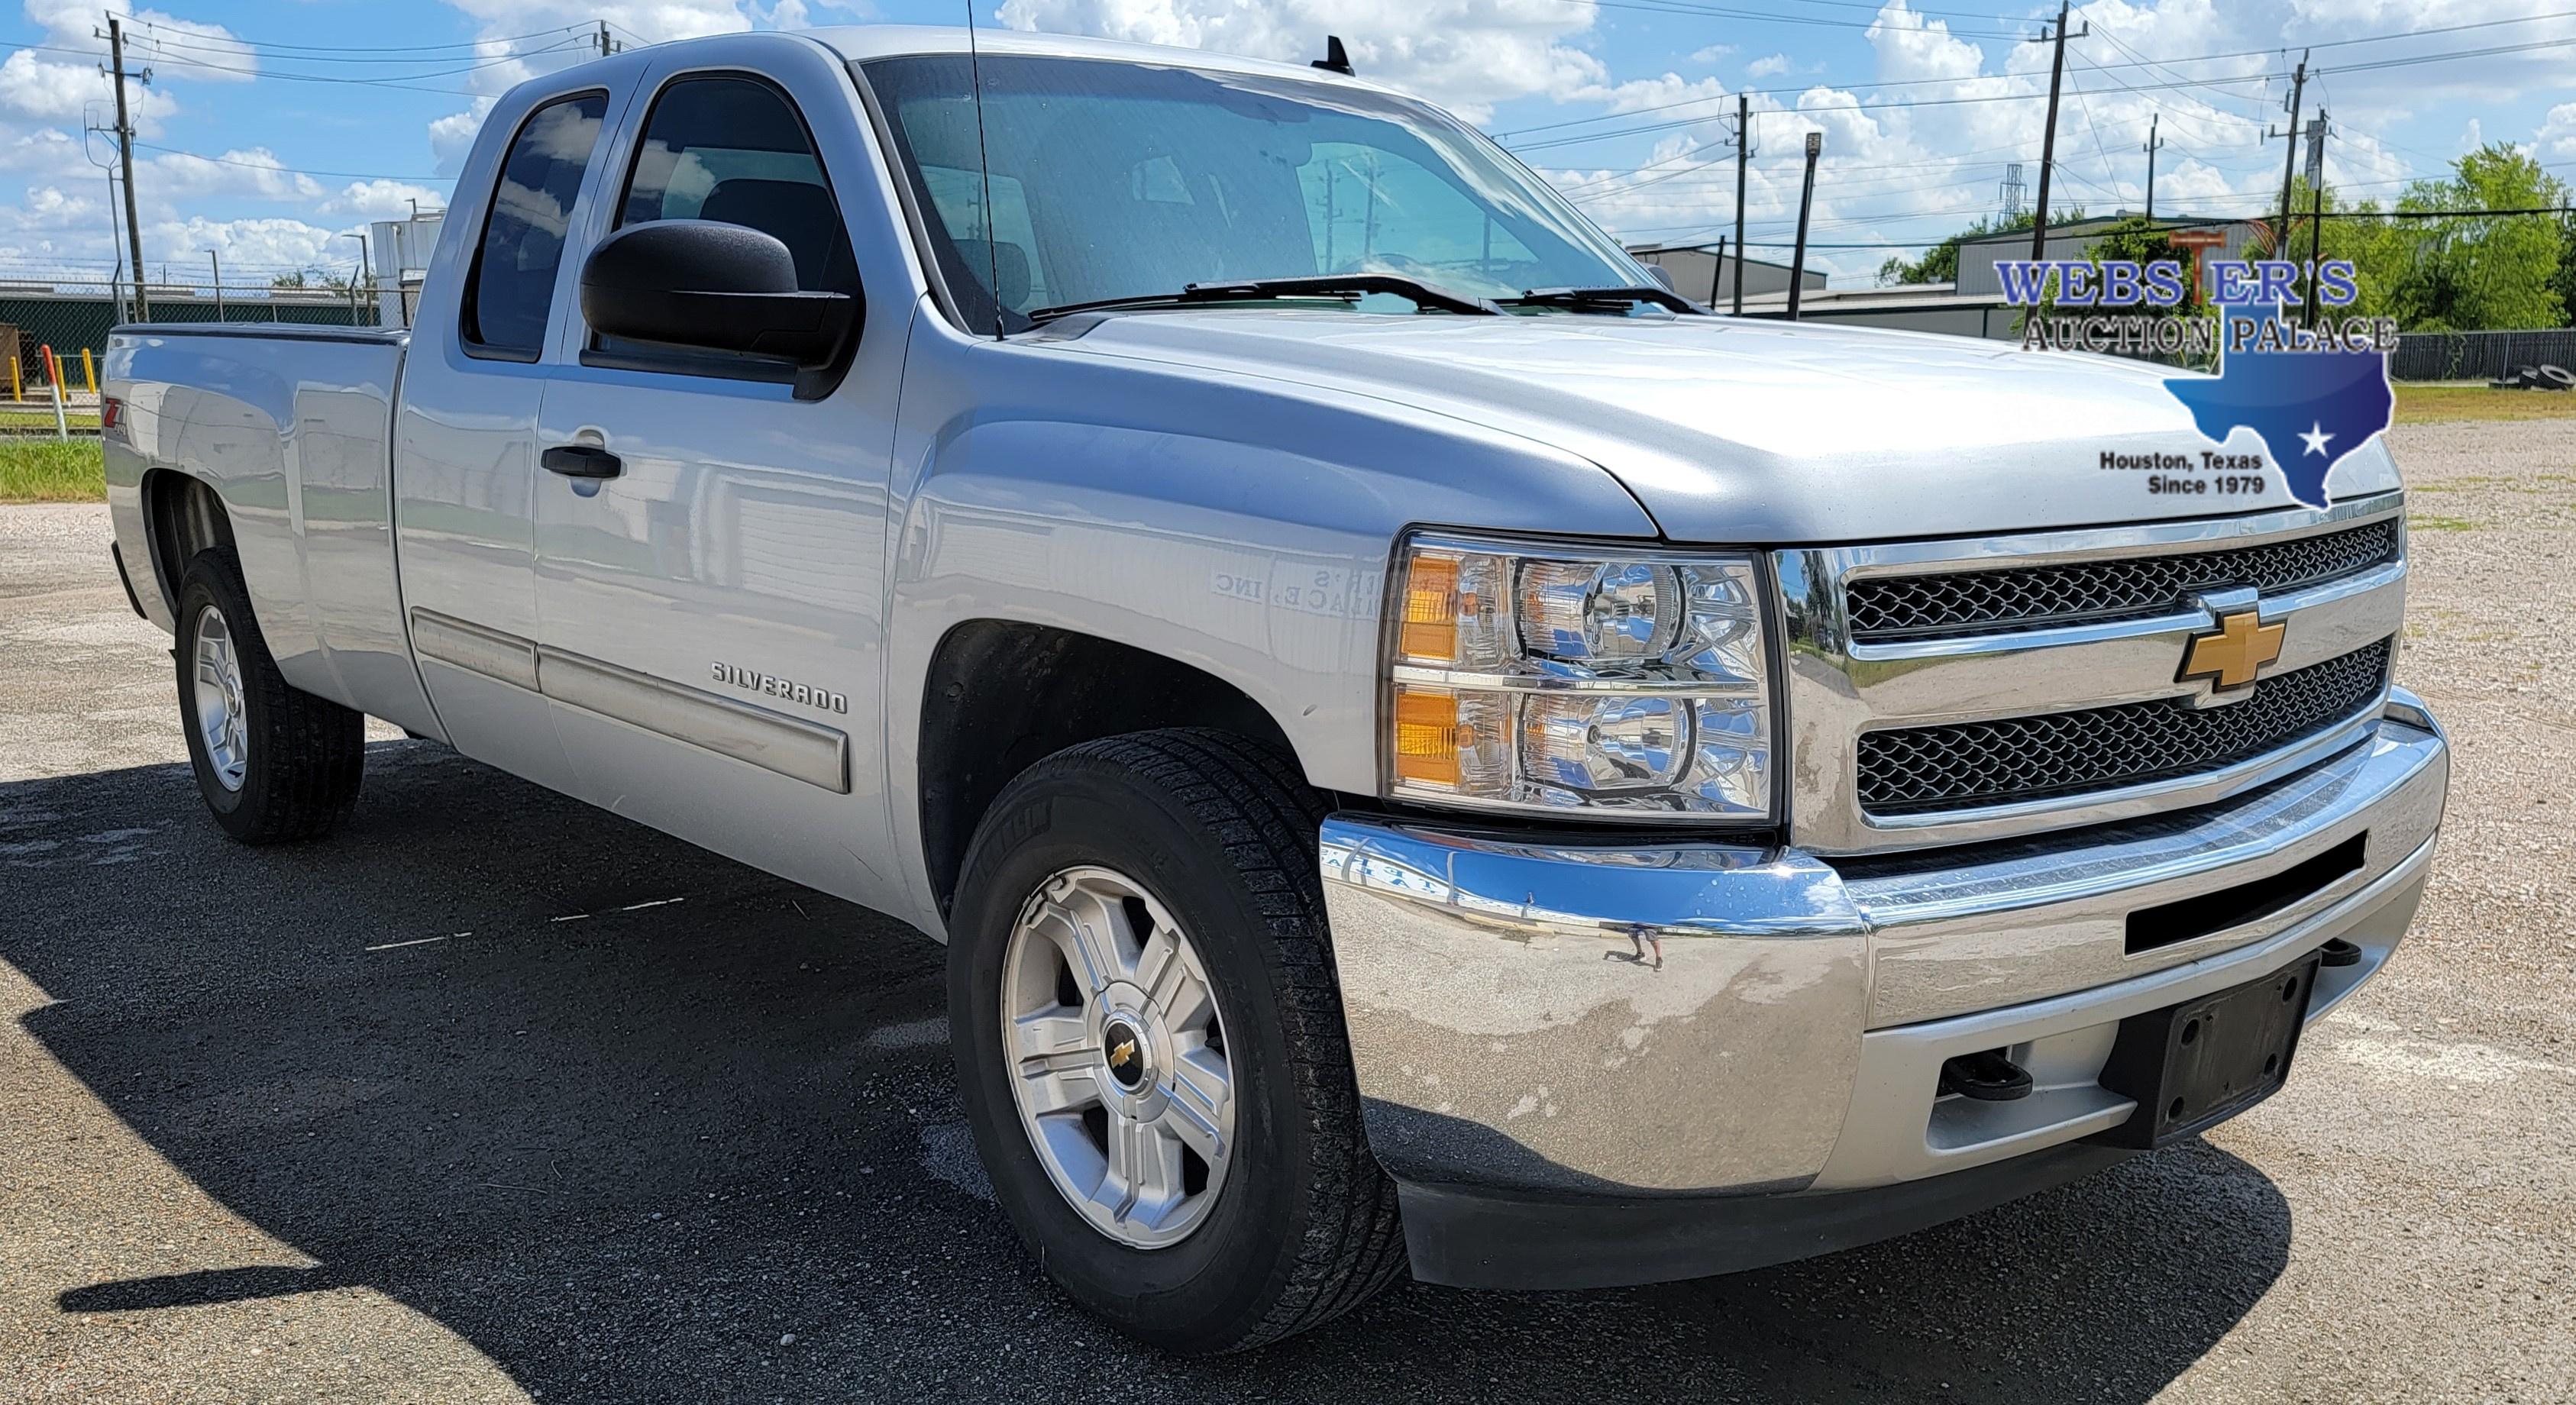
[1384,531,1774,822]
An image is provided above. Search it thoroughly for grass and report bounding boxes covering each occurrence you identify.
[2407,513,2481,532]
[0,406,102,434]
[2393,384,2576,425]
[0,438,106,503]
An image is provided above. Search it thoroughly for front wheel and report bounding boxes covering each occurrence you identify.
[173,549,364,843]
[949,729,1404,1353]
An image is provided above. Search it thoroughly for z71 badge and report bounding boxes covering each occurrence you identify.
[711,661,848,714]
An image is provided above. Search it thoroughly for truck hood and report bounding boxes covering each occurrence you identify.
[1036,310,2400,543]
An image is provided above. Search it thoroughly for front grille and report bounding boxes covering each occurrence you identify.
[1857,638,2393,815]
[1845,518,2400,642]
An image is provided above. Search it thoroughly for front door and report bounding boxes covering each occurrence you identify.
[530,47,910,910]
[394,84,621,792]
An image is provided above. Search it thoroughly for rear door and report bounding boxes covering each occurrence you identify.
[394,82,623,790]
[529,39,913,910]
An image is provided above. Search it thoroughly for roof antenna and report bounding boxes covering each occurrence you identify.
[1311,34,1353,76]
[963,2,1004,340]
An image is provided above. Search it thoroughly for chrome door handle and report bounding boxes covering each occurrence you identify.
[542,444,622,480]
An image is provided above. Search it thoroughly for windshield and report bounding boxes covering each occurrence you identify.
[857,53,1647,331]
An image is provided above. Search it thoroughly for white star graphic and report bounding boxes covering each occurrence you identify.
[2299,421,2335,457]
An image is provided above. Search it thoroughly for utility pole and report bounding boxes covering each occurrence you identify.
[207,249,221,319]
[2270,51,2309,260]
[597,21,616,57]
[1731,91,1750,315]
[2026,1,2085,260]
[99,162,125,319]
[1787,131,1821,321]
[347,233,368,327]
[2142,115,2164,220]
[106,17,149,321]
[2303,109,2329,331]
[1708,234,1728,309]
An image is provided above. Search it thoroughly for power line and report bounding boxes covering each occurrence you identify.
[131,142,453,183]
[1505,71,2284,153]
[120,20,595,55]
[1547,0,2030,41]
[1496,7,2576,149]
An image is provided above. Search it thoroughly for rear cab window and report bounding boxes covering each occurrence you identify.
[461,91,611,361]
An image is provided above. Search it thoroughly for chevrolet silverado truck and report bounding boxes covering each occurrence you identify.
[102,26,2447,1354]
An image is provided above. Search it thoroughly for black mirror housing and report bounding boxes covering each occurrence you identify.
[580,220,858,366]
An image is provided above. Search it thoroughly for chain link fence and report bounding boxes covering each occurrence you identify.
[2,280,383,438]
[2390,328,2576,384]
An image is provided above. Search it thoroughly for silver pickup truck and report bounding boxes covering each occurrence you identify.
[102,25,2446,1354]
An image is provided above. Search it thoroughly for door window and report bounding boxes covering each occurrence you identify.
[461,91,609,360]
[616,74,857,300]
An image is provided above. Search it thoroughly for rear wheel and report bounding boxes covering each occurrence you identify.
[949,728,1404,1353]
[173,549,364,843]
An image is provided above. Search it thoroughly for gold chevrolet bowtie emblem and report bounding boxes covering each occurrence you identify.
[2180,609,2287,690]
[1109,1038,1137,1070]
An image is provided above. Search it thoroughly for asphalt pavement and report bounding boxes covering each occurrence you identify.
[2,422,2571,1403]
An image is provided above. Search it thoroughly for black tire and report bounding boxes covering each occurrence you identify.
[173,548,364,843]
[949,728,1404,1353]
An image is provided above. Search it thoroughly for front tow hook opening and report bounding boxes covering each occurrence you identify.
[1940,1048,2035,1102]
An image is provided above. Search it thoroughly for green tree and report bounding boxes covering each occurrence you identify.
[2385,144,2568,331]
[270,267,356,292]
[2554,210,2576,327]
[2254,149,2568,332]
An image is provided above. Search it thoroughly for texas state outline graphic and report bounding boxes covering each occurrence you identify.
[2161,303,2393,509]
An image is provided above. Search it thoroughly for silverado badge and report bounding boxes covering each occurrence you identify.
[2180,609,2286,690]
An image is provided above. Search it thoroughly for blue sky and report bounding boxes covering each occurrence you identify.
[2,0,2571,286]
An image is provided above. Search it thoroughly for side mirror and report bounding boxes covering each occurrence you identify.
[1641,263,1679,294]
[580,220,858,365]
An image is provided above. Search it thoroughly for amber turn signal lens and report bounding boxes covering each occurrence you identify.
[1400,553,1460,663]
[1391,686,1466,787]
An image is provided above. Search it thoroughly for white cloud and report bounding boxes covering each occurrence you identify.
[1863,1,1982,84]
[423,2,766,177]
[1689,44,1735,64]
[1745,53,1792,80]
[429,98,499,177]
[1563,73,1730,116]
[2539,103,2576,159]
[146,147,325,203]
[24,0,259,83]
[0,50,176,129]
[158,215,356,276]
[318,179,453,219]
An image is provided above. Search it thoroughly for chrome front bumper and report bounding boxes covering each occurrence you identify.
[1320,691,2446,1211]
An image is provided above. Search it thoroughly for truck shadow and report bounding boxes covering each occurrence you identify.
[3,743,2289,1403]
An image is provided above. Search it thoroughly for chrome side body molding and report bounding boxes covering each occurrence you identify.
[409,608,850,793]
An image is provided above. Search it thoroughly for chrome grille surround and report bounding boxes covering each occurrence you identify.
[1844,517,2401,642]
[1775,490,2408,855]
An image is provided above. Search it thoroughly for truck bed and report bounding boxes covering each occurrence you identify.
[103,321,436,737]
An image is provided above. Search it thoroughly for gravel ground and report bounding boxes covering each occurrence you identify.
[2,424,2571,1403]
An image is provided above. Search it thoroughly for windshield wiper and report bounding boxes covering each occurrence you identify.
[1025,274,1505,324]
[1501,286,1705,315]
